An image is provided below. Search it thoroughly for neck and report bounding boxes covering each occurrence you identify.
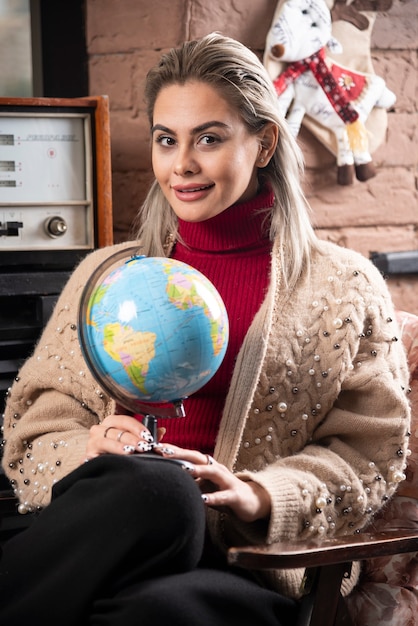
[176,185,274,253]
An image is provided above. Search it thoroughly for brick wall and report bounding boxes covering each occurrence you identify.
[87,0,418,313]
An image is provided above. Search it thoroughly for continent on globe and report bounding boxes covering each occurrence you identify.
[164,265,226,357]
[103,322,156,395]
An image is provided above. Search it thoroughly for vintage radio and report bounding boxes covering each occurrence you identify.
[0,96,113,493]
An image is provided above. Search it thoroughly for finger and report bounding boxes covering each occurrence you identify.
[101,414,151,440]
[192,463,243,501]
[152,443,189,458]
[109,427,154,450]
[201,480,271,523]
[157,427,166,442]
[201,489,233,511]
[87,418,154,457]
[153,444,215,468]
[84,435,137,458]
[86,425,139,454]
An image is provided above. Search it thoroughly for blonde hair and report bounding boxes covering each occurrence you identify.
[135,32,318,288]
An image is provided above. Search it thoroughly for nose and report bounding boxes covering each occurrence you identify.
[174,145,199,176]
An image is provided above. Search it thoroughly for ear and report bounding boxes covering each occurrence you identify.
[257,122,279,168]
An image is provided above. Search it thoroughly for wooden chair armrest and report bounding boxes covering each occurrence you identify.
[228,528,418,570]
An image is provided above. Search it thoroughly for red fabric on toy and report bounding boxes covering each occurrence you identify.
[273,47,359,125]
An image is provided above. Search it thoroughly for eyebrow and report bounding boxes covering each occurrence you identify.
[151,121,230,135]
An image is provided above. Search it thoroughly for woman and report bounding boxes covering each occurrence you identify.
[0,33,410,625]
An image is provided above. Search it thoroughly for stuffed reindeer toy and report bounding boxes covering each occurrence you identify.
[264,0,396,185]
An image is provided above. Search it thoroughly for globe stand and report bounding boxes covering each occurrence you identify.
[137,401,196,471]
[141,414,159,442]
[139,400,186,441]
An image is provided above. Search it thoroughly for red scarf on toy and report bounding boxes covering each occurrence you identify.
[273,47,359,125]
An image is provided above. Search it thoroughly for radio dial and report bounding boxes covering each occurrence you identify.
[45,216,67,238]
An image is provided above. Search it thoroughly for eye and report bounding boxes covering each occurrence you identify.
[155,135,175,147]
[199,134,218,146]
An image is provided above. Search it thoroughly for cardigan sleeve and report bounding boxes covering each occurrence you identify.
[1,242,136,510]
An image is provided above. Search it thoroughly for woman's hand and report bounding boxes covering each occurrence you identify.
[154,443,271,523]
[83,414,164,462]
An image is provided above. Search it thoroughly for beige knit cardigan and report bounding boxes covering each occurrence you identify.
[2,237,411,599]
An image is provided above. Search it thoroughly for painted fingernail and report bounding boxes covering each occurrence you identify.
[137,441,152,452]
[181,462,195,472]
[123,445,135,454]
[141,430,154,443]
[201,494,208,502]
[161,447,174,455]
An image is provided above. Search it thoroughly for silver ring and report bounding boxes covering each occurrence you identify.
[206,454,214,465]
[104,427,112,438]
[117,430,126,442]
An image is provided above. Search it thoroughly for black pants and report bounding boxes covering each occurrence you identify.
[0,455,297,625]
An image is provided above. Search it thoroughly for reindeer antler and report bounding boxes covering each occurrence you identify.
[352,0,393,11]
[331,0,393,31]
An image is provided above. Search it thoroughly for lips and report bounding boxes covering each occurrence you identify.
[172,183,214,193]
[171,183,215,202]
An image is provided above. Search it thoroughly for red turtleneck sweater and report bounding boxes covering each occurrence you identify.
[160,186,274,454]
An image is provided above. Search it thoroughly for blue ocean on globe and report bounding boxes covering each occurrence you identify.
[79,255,229,409]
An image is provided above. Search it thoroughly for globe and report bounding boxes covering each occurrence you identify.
[78,248,229,417]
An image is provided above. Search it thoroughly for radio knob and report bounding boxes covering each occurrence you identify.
[45,216,67,237]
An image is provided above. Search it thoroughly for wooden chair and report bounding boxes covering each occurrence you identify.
[228,310,418,626]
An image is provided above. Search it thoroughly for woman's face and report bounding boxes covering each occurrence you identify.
[151,81,271,222]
